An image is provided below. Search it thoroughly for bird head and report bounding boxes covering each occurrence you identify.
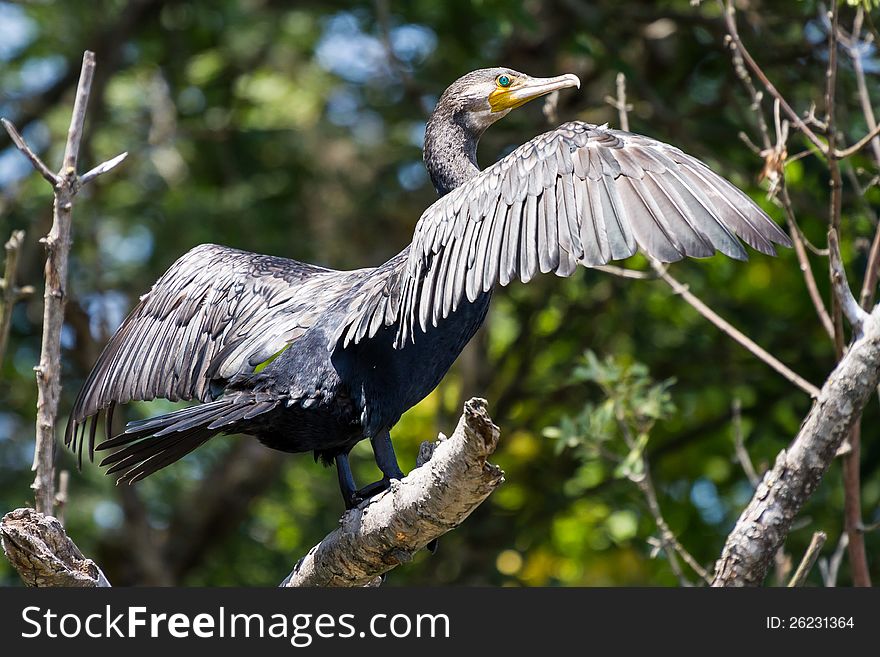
[439,67,581,135]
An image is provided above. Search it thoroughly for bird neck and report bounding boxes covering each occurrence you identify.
[423,106,481,196]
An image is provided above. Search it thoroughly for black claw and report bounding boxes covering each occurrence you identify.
[426,538,439,554]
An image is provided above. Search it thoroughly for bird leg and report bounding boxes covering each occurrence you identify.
[366,431,437,553]
[335,452,359,510]
[370,430,405,481]
[335,433,438,552]
[336,431,406,509]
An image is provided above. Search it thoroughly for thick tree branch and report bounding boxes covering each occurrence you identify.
[2,400,502,587]
[0,509,110,587]
[281,398,504,587]
[712,303,880,586]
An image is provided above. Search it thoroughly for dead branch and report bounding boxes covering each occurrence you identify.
[651,260,820,398]
[787,531,827,587]
[1,399,504,587]
[0,508,110,587]
[712,304,880,586]
[281,398,504,587]
[0,230,35,366]
[2,51,127,515]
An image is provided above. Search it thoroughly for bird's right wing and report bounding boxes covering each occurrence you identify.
[68,243,359,462]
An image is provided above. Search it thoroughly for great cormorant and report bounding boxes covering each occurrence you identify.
[67,68,791,508]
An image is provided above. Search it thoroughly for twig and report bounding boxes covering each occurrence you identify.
[611,408,709,585]
[604,72,632,132]
[828,228,868,337]
[637,470,710,585]
[78,151,128,188]
[651,260,820,398]
[731,398,760,488]
[720,0,828,155]
[781,187,835,341]
[819,532,848,587]
[842,6,880,166]
[833,124,880,159]
[0,119,59,185]
[0,230,35,366]
[858,226,880,310]
[712,305,880,585]
[722,12,835,341]
[594,263,657,280]
[54,471,69,527]
[787,531,827,587]
[2,51,127,515]
[281,398,504,587]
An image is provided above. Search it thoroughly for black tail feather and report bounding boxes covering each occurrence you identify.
[92,395,279,484]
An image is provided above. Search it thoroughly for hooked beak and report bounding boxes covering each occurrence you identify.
[489,73,581,113]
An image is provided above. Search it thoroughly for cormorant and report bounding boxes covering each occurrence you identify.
[67,68,791,509]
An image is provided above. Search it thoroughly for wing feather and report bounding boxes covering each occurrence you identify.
[68,244,359,457]
[340,121,791,348]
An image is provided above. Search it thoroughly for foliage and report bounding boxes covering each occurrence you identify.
[0,0,878,586]
[547,351,676,484]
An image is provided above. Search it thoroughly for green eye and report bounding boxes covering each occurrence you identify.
[497,75,511,87]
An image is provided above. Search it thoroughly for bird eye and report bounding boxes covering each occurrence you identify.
[497,75,511,88]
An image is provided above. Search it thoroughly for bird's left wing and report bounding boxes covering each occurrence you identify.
[337,121,790,348]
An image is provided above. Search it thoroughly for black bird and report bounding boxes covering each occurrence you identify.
[67,68,791,509]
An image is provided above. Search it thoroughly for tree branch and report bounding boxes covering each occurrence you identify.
[720,0,828,155]
[0,229,35,367]
[2,400,503,586]
[281,398,504,587]
[787,530,827,587]
[712,303,880,586]
[1,51,127,515]
[0,509,110,587]
[651,260,821,398]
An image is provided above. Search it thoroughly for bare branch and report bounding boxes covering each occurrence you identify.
[720,0,828,155]
[828,228,868,337]
[636,470,710,585]
[0,509,110,587]
[712,305,880,586]
[819,532,848,587]
[31,52,95,514]
[0,118,59,185]
[787,531,827,587]
[12,51,124,515]
[834,123,880,159]
[594,263,657,280]
[0,230,34,366]
[651,260,821,398]
[281,399,504,587]
[604,72,632,131]
[781,188,835,341]
[732,398,760,488]
[78,151,129,188]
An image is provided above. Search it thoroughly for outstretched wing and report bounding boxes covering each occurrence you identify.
[338,121,791,347]
[68,243,360,462]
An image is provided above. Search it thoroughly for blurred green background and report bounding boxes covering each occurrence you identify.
[1,0,878,586]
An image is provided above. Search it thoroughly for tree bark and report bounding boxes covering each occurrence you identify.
[712,305,880,586]
[281,398,503,587]
[0,508,110,587]
[1,399,502,587]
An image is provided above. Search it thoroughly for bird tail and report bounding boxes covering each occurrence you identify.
[96,394,279,484]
